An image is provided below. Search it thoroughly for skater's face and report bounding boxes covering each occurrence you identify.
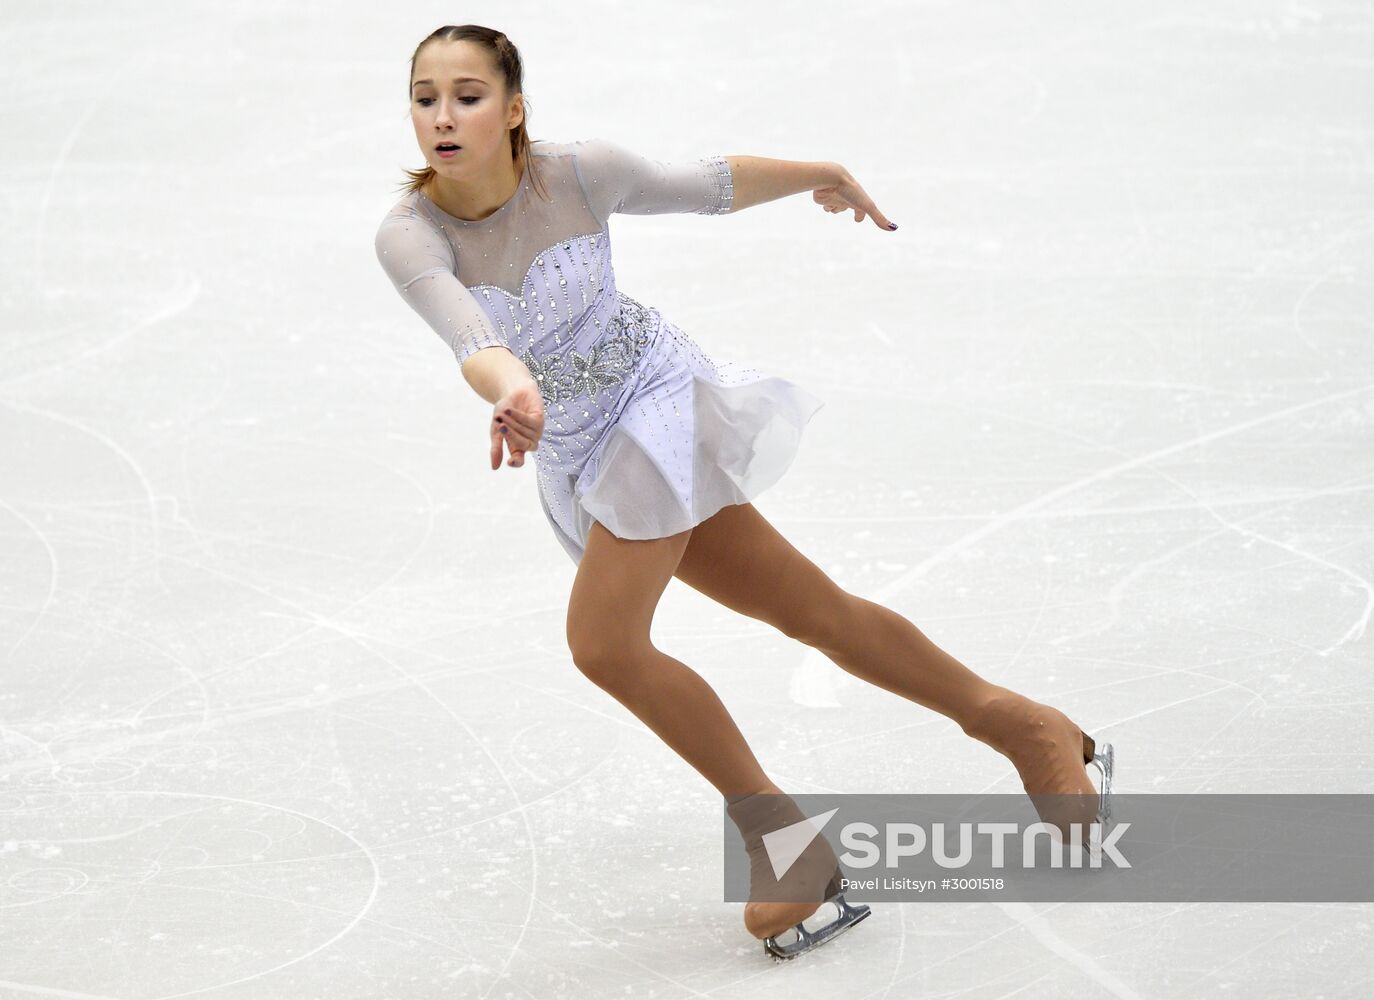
[410,41,524,179]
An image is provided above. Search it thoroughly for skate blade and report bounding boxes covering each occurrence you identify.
[1077,742,1116,867]
[763,893,871,961]
[1088,741,1114,825]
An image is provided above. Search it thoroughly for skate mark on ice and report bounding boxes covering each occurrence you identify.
[789,379,1374,706]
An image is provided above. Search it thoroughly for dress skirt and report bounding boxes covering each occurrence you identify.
[532,296,825,567]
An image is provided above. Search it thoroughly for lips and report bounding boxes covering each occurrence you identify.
[435,143,460,151]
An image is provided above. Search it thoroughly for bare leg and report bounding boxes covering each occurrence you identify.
[815,597,1097,801]
[674,503,1097,803]
[565,520,777,800]
[567,519,824,940]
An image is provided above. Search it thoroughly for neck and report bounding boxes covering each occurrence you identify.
[423,153,526,222]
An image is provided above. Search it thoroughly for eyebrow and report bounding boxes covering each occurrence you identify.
[411,77,488,90]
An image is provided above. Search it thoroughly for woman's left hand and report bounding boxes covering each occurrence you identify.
[814,165,897,231]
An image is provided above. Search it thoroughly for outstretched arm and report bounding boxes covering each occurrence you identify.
[726,157,837,212]
[728,156,898,231]
[572,138,895,231]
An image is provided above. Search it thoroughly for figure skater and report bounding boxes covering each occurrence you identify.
[374,24,1114,961]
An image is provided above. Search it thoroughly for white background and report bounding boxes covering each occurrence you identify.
[2,1,1371,997]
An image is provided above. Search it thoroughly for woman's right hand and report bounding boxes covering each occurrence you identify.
[490,380,545,470]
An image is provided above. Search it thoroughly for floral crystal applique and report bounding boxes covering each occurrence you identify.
[520,294,655,405]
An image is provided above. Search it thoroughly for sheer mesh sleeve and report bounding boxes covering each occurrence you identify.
[374,214,511,367]
[571,137,733,225]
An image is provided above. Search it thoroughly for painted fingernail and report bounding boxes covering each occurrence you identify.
[495,416,503,423]
[501,427,508,433]
[887,223,898,230]
[504,409,512,415]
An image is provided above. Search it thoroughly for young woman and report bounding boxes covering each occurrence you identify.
[375,24,1114,961]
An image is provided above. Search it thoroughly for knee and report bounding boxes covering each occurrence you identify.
[780,588,864,651]
[566,628,649,692]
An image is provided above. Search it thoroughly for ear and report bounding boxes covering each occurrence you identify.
[508,95,525,131]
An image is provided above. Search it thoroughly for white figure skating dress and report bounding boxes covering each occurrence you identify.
[375,137,825,566]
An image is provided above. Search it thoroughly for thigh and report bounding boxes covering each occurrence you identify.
[566,518,693,658]
[672,502,851,644]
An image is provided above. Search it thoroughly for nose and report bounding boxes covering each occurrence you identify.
[432,97,462,128]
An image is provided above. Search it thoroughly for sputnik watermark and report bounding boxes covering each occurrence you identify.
[726,794,1374,902]
[838,820,1130,869]
[757,808,1129,883]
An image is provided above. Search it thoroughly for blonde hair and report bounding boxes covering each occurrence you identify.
[395,25,548,202]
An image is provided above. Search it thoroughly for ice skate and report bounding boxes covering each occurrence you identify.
[726,789,872,961]
[758,888,873,961]
[965,694,1117,856]
[1032,730,1117,859]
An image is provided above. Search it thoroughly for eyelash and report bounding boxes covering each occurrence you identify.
[416,97,479,107]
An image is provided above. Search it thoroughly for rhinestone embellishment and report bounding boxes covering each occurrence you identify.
[519,294,654,405]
